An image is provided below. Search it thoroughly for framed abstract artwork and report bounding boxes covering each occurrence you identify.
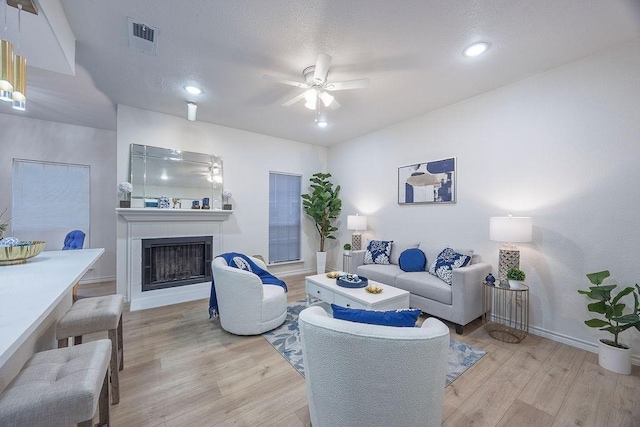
[398,157,456,204]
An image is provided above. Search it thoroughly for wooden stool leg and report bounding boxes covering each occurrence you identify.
[117,314,124,371]
[108,329,120,404]
[74,335,83,345]
[99,369,110,426]
[58,338,68,348]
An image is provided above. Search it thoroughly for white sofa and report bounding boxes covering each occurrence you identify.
[299,305,450,427]
[350,242,491,334]
[211,256,287,335]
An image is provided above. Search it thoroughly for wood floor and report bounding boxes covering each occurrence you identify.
[79,276,640,426]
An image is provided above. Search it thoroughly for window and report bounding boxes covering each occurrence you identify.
[12,160,90,248]
[269,172,301,263]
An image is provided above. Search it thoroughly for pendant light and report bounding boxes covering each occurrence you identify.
[0,1,13,101]
[11,3,25,111]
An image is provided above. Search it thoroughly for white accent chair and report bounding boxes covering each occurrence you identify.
[299,306,450,427]
[211,256,287,335]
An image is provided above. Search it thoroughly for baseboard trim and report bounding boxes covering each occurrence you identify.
[276,268,317,278]
[527,324,640,365]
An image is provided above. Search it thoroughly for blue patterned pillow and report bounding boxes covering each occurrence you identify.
[331,304,421,327]
[364,240,393,265]
[399,248,427,272]
[428,248,471,284]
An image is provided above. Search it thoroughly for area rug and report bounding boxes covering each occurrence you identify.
[262,301,486,386]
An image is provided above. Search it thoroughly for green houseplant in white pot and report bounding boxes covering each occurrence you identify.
[506,267,526,289]
[578,270,640,375]
[343,243,351,255]
[301,172,341,274]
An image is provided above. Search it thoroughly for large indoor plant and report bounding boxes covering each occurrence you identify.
[578,270,640,374]
[301,172,341,274]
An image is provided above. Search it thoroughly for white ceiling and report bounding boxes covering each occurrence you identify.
[2,0,640,146]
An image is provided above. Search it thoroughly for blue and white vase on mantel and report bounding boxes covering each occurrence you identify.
[158,196,170,209]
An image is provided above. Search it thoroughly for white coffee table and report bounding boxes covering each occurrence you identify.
[305,274,410,311]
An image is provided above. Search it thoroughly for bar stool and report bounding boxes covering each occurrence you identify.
[0,339,111,427]
[57,294,124,404]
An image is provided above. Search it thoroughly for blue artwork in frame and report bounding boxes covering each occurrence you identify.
[398,158,456,204]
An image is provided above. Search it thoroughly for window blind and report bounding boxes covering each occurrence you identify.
[268,172,301,263]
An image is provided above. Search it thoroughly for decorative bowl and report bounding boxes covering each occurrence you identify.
[365,284,383,294]
[0,241,46,266]
[336,274,368,288]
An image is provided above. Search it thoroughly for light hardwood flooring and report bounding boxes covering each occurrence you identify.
[79,276,640,426]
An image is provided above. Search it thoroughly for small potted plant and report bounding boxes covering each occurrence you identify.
[506,268,525,289]
[117,182,133,208]
[578,270,640,375]
[343,243,351,255]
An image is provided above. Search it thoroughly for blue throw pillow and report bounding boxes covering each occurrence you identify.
[428,248,471,285]
[399,248,427,272]
[331,304,421,327]
[364,240,393,265]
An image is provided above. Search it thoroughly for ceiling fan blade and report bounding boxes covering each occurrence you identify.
[328,98,341,110]
[325,78,370,91]
[281,92,306,107]
[263,75,308,89]
[313,54,332,83]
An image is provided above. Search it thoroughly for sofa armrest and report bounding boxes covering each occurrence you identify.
[349,250,366,273]
[451,262,491,325]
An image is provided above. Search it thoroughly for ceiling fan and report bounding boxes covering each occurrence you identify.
[263,53,370,111]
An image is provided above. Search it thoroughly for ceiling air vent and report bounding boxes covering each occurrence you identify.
[128,18,159,55]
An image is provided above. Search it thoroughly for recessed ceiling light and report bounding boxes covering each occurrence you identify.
[317,120,328,128]
[463,42,489,57]
[184,85,202,95]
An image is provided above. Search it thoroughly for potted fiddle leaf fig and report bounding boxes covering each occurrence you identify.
[506,267,525,289]
[578,270,640,375]
[301,172,341,274]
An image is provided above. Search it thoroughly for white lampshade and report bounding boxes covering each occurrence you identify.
[347,214,367,231]
[490,216,532,243]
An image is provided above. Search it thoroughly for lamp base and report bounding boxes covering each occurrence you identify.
[352,233,362,251]
[498,248,520,284]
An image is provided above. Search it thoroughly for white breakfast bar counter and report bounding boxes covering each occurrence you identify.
[0,248,104,391]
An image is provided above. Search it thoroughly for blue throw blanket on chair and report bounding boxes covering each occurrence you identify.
[209,252,287,318]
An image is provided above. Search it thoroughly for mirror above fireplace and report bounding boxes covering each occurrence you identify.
[130,144,223,209]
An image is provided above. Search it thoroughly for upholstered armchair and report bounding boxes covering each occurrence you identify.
[299,306,450,427]
[211,256,287,335]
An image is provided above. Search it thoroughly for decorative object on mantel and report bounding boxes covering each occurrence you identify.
[191,200,200,209]
[117,182,132,208]
[578,270,640,375]
[158,196,170,209]
[172,198,181,209]
[0,239,46,265]
[489,214,532,285]
[0,208,10,239]
[222,190,232,210]
[301,172,341,274]
[202,197,210,210]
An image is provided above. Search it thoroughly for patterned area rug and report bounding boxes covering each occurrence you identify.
[262,301,486,386]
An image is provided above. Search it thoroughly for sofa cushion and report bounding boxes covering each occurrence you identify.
[396,272,453,305]
[331,304,421,327]
[389,242,420,265]
[428,248,472,285]
[356,263,404,284]
[399,248,427,272]
[364,240,393,265]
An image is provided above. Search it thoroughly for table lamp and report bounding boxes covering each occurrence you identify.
[347,214,367,250]
[490,215,532,284]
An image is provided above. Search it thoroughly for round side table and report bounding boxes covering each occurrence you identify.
[482,282,529,343]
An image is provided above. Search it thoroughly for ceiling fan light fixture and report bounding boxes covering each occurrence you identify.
[318,90,334,107]
[184,85,202,95]
[316,119,328,128]
[463,42,489,57]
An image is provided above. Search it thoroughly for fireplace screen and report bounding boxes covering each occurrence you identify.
[142,236,213,291]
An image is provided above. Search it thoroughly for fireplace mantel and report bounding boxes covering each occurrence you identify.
[116,208,233,222]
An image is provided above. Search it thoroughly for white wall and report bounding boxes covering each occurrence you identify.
[116,105,327,296]
[0,114,116,282]
[328,40,640,357]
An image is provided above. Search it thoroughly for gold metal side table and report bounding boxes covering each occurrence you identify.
[482,282,529,343]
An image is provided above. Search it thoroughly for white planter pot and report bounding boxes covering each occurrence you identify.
[598,339,632,375]
[508,280,524,289]
[316,251,327,275]
[344,250,350,255]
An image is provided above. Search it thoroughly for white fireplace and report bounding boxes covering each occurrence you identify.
[116,208,232,311]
